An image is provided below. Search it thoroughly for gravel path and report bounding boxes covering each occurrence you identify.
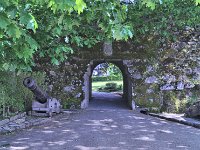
[1,92,200,150]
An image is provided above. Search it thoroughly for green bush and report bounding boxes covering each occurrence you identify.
[160,90,200,113]
[104,83,117,92]
[98,82,122,92]
[185,91,199,107]
[62,98,81,109]
[0,71,46,119]
[135,96,160,110]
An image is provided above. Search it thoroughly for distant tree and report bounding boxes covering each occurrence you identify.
[93,63,122,78]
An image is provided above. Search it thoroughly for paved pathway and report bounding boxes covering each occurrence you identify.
[1,92,200,150]
[88,92,129,110]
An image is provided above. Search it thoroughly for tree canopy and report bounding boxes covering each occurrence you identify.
[0,0,199,71]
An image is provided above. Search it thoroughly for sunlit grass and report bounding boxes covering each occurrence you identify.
[92,80,123,92]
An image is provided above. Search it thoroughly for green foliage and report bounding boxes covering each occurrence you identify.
[142,0,156,10]
[74,0,87,14]
[0,71,46,118]
[138,100,161,110]
[162,91,180,113]
[62,98,81,109]
[107,63,123,77]
[135,95,161,109]
[185,90,199,107]
[134,84,161,110]
[160,90,200,113]
[0,0,199,71]
[92,75,123,82]
[0,0,86,71]
[93,63,123,81]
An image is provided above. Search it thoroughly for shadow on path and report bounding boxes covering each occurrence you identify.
[88,92,129,110]
[1,91,200,149]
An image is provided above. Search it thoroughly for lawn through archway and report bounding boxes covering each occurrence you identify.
[92,62,123,95]
[88,62,129,110]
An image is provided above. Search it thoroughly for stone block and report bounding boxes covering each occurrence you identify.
[8,122,19,127]
[185,82,195,89]
[145,76,158,84]
[0,119,9,127]
[188,41,196,45]
[10,114,20,122]
[2,126,14,132]
[162,74,176,83]
[20,112,26,118]
[132,72,142,79]
[14,117,26,124]
[0,127,7,134]
[177,81,184,90]
[33,121,40,126]
[19,124,26,129]
[160,84,175,91]
[75,93,81,98]
[103,41,112,56]
[64,86,75,92]
[25,122,31,128]
[131,100,136,110]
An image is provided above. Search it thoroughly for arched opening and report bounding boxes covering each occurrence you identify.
[81,60,133,110]
[90,63,125,109]
[92,63,123,94]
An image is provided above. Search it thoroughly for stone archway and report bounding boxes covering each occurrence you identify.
[81,59,133,109]
[44,29,199,112]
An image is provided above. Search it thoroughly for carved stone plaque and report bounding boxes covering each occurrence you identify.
[103,41,112,56]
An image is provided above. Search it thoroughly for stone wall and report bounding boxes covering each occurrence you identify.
[126,26,200,112]
[35,27,200,112]
[44,59,90,109]
[0,112,51,134]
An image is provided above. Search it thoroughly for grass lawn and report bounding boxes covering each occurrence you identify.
[92,80,123,92]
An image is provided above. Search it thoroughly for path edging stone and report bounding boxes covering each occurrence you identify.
[149,113,200,129]
[0,112,26,126]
